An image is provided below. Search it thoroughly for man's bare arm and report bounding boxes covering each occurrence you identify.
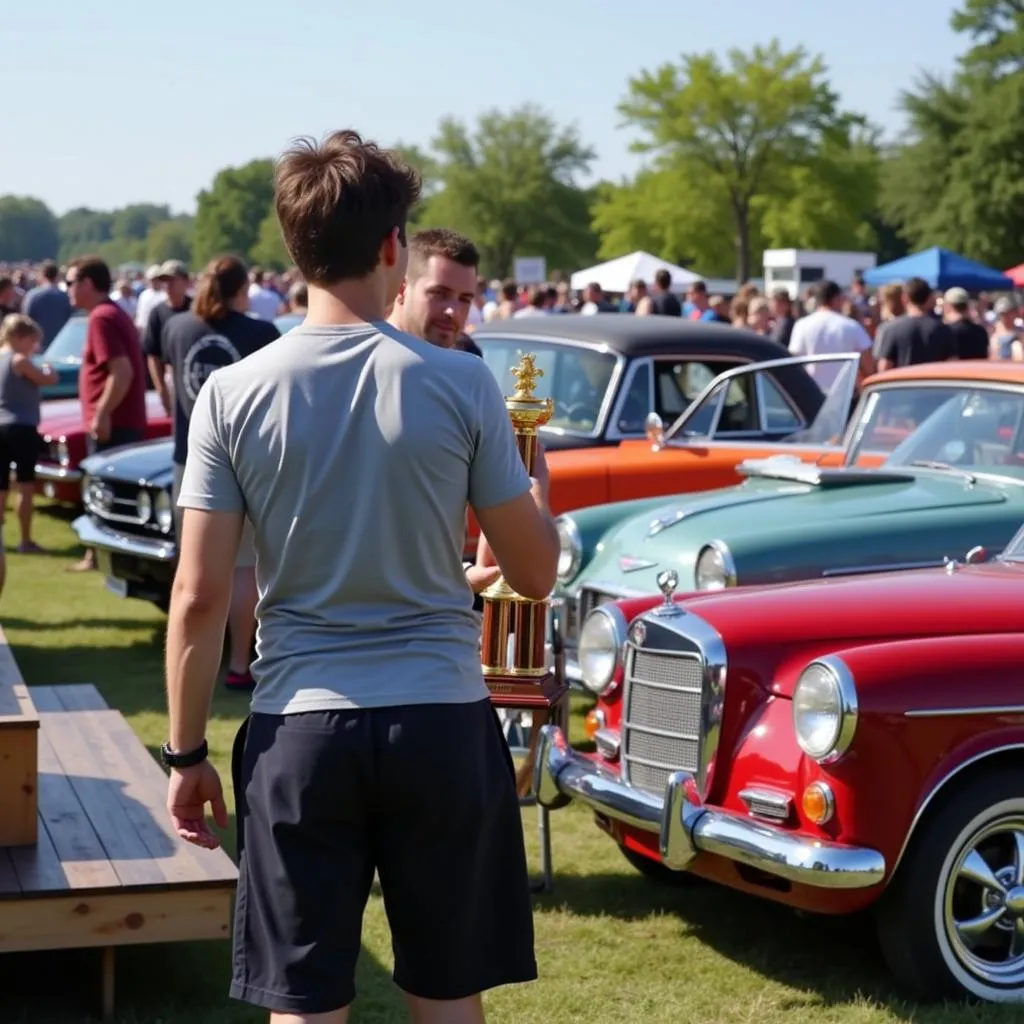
[166,508,243,752]
[96,355,133,418]
[147,354,172,413]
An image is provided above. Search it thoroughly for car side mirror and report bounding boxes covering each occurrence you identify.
[645,412,665,449]
[965,545,987,564]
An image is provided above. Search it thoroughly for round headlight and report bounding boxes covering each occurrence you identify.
[792,657,858,763]
[556,516,582,582]
[154,490,173,533]
[695,541,737,591]
[578,605,627,695]
[56,440,70,467]
[136,490,153,523]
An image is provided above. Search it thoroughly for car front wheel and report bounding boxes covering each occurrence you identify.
[877,769,1024,1003]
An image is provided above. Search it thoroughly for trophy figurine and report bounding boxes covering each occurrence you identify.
[481,353,567,710]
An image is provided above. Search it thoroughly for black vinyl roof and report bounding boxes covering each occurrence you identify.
[473,312,791,361]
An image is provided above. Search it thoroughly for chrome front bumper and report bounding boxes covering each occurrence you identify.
[35,462,82,483]
[534,726,886,890]
[72,514,176,562]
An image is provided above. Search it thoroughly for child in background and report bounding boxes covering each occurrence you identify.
[0,314,58,573]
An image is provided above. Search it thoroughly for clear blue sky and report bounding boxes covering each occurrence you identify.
[5,0,964,215]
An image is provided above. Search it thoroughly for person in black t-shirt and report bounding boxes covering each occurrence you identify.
[143,260,193,412]
[163,255,279,691]
[878,276,957,370]
[942,286,989,360]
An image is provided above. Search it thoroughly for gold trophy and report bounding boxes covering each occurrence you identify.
[481,353,567,710]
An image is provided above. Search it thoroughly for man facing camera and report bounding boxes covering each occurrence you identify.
[389,227,479,348]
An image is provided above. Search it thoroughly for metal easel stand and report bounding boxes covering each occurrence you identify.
[498,631,566,895]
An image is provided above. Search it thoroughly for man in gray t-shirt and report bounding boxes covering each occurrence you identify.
[163,130,559,1021]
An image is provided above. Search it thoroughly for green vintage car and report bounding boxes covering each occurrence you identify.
[554,360,1024,692]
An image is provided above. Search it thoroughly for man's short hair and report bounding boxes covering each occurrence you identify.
[904,276,933,307]
[771,287,791,303]
[814,280,842,307]
[407,228,479,281]
[500,280,517,301]
[40,259,58,282]
[274,129,422,285]
[689,279,707,295]
[654,269,672,291]
[70,255,112,295]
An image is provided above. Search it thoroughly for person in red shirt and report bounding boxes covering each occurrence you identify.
[66,255,148,571]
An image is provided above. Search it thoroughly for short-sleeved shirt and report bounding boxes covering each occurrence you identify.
[79,300,147,431]
[22,284,71,347]
[948,318,989,360]
[878,314,956,367]
[141,297,191,361]
[161,309,279,465]
[177,322,531,714]
[789,308,872,388]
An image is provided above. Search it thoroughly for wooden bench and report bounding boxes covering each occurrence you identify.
[0,632,39,846]
[0,659,238,1019]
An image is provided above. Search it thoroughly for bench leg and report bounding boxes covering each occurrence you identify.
[101,946,115,1019]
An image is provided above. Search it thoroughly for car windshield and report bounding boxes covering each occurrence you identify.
[42,315,87,362]
[478,337,617,436]
[846,384,1024,473]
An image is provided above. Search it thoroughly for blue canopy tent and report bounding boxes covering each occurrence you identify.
[862,247,1015,292]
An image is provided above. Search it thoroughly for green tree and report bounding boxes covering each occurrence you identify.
[192,159,275,264]
[391,142,441,229]
[0,196,60,261]
[615,40,871,281]
[58,208,116,262]
[145,219,194,265]
[250,209,291,270]
[415,105,598,278]
[112,203,172,241]
[881,1,1024,268]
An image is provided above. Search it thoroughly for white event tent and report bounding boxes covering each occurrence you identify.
[569,251,702,294]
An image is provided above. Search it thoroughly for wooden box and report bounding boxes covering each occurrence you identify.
[0,628,38,847]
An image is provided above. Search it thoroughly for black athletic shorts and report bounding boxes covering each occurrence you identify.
[0,424,41,485]
[229,698,538,1014]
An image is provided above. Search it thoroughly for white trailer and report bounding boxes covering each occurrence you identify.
[763,249,877,299]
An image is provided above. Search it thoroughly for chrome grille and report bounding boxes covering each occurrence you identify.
[622,646,704,796]
[85,478,148,530]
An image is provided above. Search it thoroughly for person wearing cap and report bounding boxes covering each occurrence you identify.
[143,260,192,414]
[134,263,167,332]
[989,296,1021,361]
[942,287,989,360]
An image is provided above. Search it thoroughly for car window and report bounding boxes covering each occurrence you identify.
[615,361,652,434]
[43,315,87,361]
[667,367,757,437]
[854,385,1024,469]
[759,373,804,431]
[477,336,618,437]
[653,359,742,422]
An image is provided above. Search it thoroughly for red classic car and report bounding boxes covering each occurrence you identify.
[34,392,171,504]
[536,545,1024,1003]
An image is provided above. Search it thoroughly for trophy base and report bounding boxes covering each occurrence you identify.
[486,670,567,710]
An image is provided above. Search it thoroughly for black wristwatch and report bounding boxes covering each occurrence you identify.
[160,739,209,769]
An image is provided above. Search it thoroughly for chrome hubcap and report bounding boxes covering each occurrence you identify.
[944,817,1024,987]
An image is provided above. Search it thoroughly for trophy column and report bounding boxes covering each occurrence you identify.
[480,353,567,710]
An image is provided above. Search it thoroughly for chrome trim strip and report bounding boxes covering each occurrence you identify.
[34,463,82,482]
[822,559,944,577]
[72,514,176,562]
[594,728,620,760]
[755,369,808,434]
[535,727,886,889]
[891,743,1024,877]
[903,706,1024,718]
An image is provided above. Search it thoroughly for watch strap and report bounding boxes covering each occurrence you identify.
[161,739,209,769]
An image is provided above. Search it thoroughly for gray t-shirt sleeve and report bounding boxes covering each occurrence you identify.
[176,376,246,513]
[468,366,533,511]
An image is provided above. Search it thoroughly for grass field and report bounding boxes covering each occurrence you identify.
[0,504,1018,1023]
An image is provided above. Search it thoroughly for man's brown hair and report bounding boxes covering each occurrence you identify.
[274,129,422,285]
[69,255,112,295]
[407,228,479,280]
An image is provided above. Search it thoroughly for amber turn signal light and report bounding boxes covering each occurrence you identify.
[584,708,605,740]
[802,782,835,825]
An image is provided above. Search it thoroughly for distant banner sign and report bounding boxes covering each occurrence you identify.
[514,257,547,284]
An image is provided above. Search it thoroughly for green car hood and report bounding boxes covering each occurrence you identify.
[575,466,1024,594]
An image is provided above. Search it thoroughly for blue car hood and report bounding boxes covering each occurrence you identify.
[81,438,175,488]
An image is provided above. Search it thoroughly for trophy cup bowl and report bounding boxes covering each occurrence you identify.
[481,353,568,710]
